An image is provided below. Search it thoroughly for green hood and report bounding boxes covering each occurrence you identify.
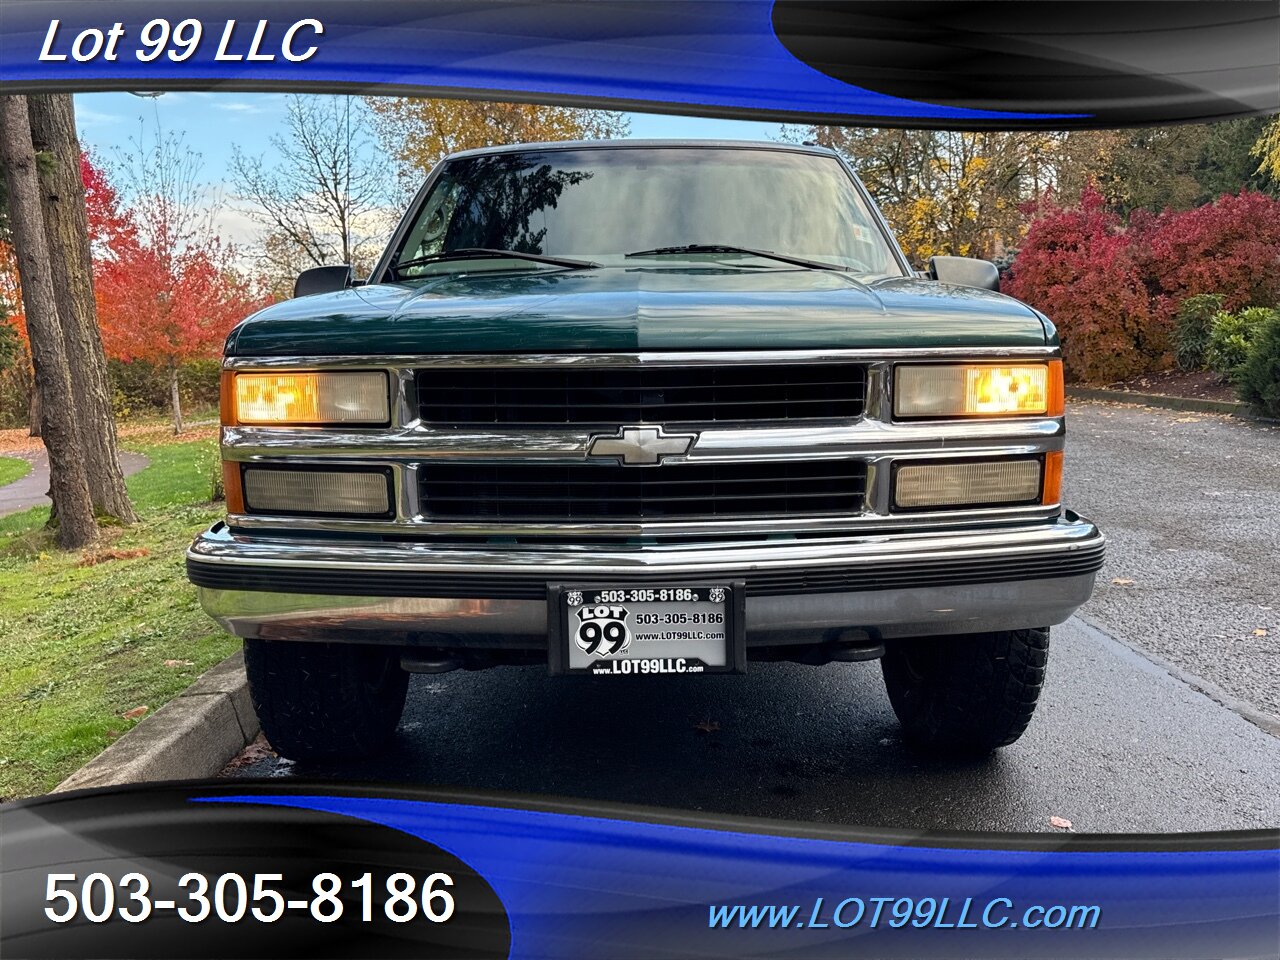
[226,267,1052,356]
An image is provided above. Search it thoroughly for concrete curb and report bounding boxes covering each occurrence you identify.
[55,651,259,792]
[1068,387,1260,419]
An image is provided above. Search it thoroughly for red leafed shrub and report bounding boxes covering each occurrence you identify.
[1007,187,1280,382]
[1137,190,1280,311]
[1005,187,1159,382]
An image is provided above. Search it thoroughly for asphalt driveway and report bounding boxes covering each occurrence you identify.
[226,615,1280,833]
[1064,401,1280,720]
[223,401,1280,833]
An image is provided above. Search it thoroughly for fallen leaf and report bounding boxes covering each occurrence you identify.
[1253,629,1268,637]
[1049,815,1073,831]
[163,659,194,668]
[78,548,150,568]
[693,719,721,734]
[122,706,149,720]
[1111,578,1136,586]
[1173,416,1201,423]
[220,734,278,774]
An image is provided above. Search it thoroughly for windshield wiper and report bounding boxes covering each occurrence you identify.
[392,247,599,274]
[624,244,847,272]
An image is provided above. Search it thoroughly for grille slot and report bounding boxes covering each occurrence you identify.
[420,461,866,522]
[418,363,867,425]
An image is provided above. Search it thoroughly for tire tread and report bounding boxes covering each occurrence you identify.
[243,639,409,762]
[881,627,1050,754]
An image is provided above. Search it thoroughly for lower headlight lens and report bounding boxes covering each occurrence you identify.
[241,467,392,517]
[229,371,389,425]
[895,362,1062,418]
[894,458,1042,509]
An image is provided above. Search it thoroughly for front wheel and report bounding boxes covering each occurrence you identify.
[243,639,410,762]
[880,627,1050,754]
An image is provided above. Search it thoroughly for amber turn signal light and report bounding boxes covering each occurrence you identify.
[222,461,245,514]
[1042,450,1064,506]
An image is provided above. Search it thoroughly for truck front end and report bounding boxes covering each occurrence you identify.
[187,141,1103,759]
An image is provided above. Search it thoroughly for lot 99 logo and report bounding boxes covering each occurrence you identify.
[575,604,631,657]
[38,18,324,64]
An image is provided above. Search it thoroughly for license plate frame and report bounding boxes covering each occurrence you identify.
[548,582,746,676]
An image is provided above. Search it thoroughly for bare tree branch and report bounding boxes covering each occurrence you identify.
[230,96,394,290]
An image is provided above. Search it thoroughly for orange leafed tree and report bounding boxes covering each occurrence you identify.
[96,232,265,433]
[86,145,269,433]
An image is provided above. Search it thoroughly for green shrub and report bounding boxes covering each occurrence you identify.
[106,358,222,421]
[194,439,225,503]
[1173,293,1225,371]
[1206,307,1274,380]
[1235,310,1280,418]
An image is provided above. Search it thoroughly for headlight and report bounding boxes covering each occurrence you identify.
[224,371,389,425]
[894,362,1063,418]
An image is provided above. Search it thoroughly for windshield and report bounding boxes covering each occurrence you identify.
[391,147,905,279]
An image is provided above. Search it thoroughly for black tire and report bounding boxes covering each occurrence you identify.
[880,627,1050,754]
[243,639,410,762]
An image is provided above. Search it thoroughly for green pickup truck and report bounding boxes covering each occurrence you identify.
[187,140,1104,761]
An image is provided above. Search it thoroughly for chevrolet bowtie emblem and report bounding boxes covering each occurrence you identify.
[587,426,697,466]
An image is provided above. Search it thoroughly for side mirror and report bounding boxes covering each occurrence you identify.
[293,265,353,298]
[927,256,1000,292]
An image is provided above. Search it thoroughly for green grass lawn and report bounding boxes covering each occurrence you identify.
[0,455,32,488]
[0,438,239,800]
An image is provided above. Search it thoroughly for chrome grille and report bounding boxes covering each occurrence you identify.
[419,461,866,521]
[417,363,867,425]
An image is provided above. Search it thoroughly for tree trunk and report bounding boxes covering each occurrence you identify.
[28,380,42,437]
[0,95,96,548]
[169,361,184,434]
[27,94,137,523]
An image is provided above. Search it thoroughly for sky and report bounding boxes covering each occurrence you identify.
[72,91,784,252]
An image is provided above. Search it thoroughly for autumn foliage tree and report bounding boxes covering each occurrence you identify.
[6,144,264,437]
[101,127,268,433]
[808,127,1054,264]
[81,151,133,250]
[97,236,259,431]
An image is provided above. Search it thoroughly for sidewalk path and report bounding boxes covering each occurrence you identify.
[0,450,150,517]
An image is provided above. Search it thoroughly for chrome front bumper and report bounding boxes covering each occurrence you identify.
[187,513,1104,648]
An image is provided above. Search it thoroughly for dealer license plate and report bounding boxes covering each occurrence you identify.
[549,583,746,676]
